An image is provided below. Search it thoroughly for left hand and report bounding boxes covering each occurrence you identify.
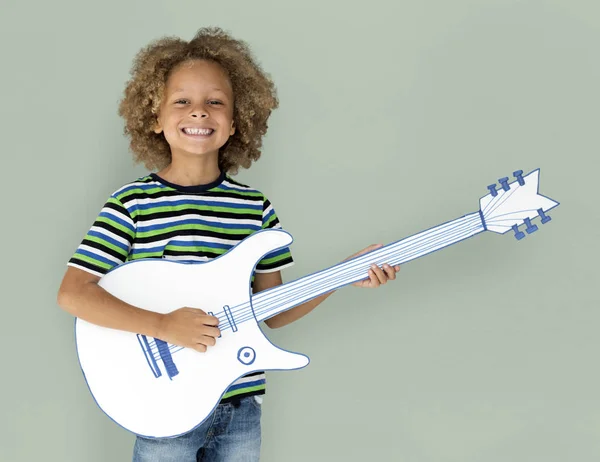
[344,244,400,289]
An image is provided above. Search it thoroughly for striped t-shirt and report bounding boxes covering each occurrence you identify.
[68,170,294,402]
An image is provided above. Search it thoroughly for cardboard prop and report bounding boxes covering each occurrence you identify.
[75,168,559,438]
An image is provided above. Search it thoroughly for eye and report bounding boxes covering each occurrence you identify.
[174,99,187,104]
[208,100,223,105]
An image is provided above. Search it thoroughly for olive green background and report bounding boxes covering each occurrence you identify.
[1,0,598,460]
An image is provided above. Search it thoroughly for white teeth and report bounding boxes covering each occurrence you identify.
[183,128,213,135]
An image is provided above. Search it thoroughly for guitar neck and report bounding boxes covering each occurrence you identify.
[253,211,486,323]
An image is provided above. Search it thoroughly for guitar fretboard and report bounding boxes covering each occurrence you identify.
[251,211,485,323]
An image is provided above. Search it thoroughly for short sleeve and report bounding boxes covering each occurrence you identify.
[254,195,294,273]
[67,195,136,277]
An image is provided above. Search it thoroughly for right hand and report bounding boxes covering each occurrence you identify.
[157,307,220,353]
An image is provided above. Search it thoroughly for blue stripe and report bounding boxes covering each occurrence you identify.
[218,183,259,194]
[226,379,266,393]
[166,240,232,250]
[262,207,276,226]
[135,199,262,211]
[129,240,233,256]
[262,247,290,259]
[137,218,261,233]
[115,182,162,195]
[88,230,130,252]
[75,248,118,267]
[98,210,135,233]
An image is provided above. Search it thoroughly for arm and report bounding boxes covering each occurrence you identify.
[56,266,219,352]
[57,266,164,337]
[253,270,334,329]
[254,244,401,329]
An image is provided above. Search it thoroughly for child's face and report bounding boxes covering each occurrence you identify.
[153,59,236,165]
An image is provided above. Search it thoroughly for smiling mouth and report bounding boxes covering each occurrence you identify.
[181,128,215,137]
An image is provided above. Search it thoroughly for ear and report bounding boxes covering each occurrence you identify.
[229,121,235,136]
[153,117,163,134]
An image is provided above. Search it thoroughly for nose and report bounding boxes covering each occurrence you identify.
[191,104,209,118]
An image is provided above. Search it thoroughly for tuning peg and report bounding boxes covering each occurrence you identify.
[523,218,538,234]
[513,170,525,186]
[537,208,551,224]
[512,224,525,240]
[487,184,498,197]
[498,177,510,191]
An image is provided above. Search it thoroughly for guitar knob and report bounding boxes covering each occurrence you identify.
[498,177,510,191]
[238,347,256,366]
[512,224,525,240]
[513,170,525,186]
[487,184,498,197]
[523,218,538,234]
[537,208,551,224]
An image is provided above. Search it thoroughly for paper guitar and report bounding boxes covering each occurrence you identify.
[75,168,559,438]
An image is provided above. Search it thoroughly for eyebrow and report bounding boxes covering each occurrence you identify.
[173,88,226,93]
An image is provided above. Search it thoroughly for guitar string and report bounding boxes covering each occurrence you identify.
[246,213,484,317]
[248,219,483,321]
[249,222,484,325]
[225,200,536,333]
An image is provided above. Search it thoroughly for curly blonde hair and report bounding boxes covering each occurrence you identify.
[117,26,279,174]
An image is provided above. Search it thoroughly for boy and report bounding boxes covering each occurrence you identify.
[57,27,399,461]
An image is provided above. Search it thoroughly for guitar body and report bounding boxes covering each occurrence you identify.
[75,229,309,438]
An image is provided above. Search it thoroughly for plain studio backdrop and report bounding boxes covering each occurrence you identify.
[1,0,598,461]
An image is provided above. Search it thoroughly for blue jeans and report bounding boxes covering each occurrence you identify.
[133,395,262,461]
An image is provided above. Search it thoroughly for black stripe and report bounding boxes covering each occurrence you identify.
[165,249,226,259]
[104,200,130,215]
[93,220,135,243]
[256,256,294,271]
[219,389,265,405]
[81,239,127,261]
[224,177,251,188]
[134,207,262,222]
[264,216,280,228]
[240,371,264,378]
[134,228,253,245]
[68,258,107,275]
[120,187,264,204]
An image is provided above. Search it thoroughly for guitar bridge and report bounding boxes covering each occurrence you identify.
[137,334,179,380]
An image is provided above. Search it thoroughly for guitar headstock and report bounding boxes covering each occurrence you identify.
[479,169,559,239]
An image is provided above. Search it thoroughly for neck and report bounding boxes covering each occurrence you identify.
[159,154,221,186]
[252,211,486,323]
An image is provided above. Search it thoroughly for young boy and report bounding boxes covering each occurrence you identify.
[57,26,399,462]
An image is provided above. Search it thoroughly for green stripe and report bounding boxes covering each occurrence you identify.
[259,252,292,266]
[96,216,134,237]
[127,251,163,260]
[72,253,112,270]
[165,245,228,255]
[137,223,256,238]
[86,235,129,258]
[263,214,278,228]
[222,384,266,400]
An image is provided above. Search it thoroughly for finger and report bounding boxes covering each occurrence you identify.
[197,335,217,347]
[203,326,221,338]
[383,263,396,280]
[370,264,387,284]
[203,315,220,326]
[193,343,207,353]
[368,268,381,287]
